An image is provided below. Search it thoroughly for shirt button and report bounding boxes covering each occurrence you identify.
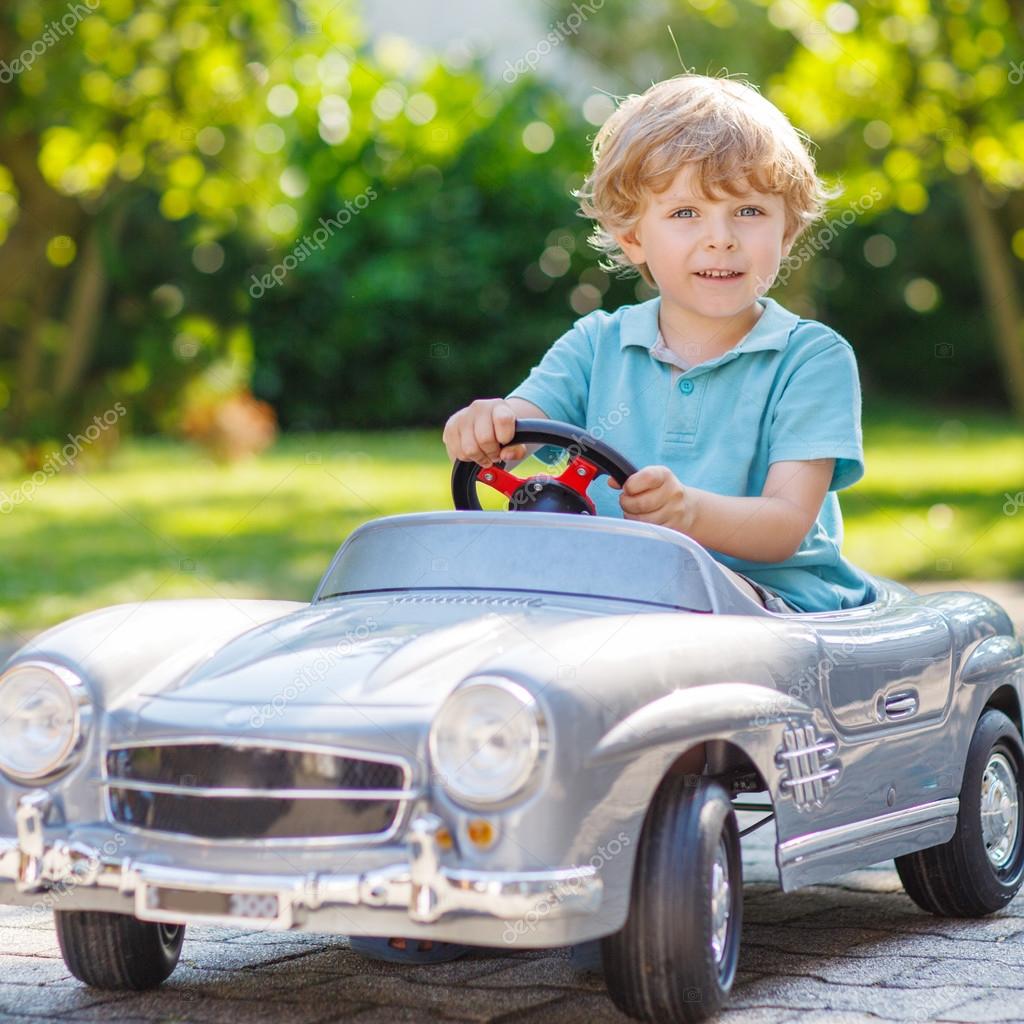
[680,379,694,394]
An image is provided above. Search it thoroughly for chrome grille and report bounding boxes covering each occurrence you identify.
[104,741,413,842]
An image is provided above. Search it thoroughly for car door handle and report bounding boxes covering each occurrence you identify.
[884,690,919,720]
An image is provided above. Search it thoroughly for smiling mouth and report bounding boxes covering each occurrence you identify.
[695,270,743,279]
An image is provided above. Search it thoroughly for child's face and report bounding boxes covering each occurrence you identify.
[615,163,795,320]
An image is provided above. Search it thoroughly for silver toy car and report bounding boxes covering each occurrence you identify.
[1,420,1022,1024]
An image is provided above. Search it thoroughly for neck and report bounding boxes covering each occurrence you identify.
[658,299,764,362]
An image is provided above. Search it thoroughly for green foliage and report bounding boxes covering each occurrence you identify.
[784,180,1002,403]
[1,0,644,440]
[0,0,1021,447]
[250,76,639,428]
[0,0,372,441]
[0,0,311,440]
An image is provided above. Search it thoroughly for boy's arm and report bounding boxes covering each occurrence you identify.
[617,458,835,563]
[682,335,861,562]
[686,458,836,562]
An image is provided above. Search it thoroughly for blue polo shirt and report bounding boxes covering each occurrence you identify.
[507,295,876,613]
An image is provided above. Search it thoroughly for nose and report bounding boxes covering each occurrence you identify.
[703,213,737,250]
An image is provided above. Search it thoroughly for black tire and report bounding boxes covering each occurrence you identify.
[55,910,185,990]
[602,776,742,1024]
[895,708,1024,917]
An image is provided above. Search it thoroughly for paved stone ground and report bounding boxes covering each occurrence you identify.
[3,831,1024,1024]
[1,580,1022,1023]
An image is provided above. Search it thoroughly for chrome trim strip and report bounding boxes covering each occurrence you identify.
[777,742,836,760]
[103,810,413,849]
[104,779,420,801]
[104,735,413,780]
[778,798,960,866]
[781,767,841,788]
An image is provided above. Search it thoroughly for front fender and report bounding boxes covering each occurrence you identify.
[588,681,811,781]
[5,599,306,709]
[570,682,824,925]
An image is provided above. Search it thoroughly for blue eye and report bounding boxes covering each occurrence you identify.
[670,208,696,218]
[738,207,763,216]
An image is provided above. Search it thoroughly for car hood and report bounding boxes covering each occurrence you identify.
[142,596,589,708]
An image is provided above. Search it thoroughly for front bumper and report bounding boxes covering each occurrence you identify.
[0,791,602,935]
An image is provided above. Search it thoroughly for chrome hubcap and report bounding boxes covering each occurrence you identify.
[981,751,1019,869]
[710,837,731,965]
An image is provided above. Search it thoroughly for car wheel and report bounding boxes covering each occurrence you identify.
[55,910,185,990]
[896,708,1024,917]
[602,775,742,1024]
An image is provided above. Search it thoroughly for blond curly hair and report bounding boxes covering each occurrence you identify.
[575,74,840,286]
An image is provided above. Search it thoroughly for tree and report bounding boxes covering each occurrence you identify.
[0,0,351,439]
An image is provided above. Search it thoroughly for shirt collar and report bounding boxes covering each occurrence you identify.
[618,295,800,356]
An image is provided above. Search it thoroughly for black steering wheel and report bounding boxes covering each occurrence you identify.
[451,419,638,515]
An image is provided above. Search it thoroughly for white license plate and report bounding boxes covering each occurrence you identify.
[137,884,291,929]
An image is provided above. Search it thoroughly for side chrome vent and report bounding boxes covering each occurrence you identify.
[776,725,840,811]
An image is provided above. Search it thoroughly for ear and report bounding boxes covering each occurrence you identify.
[781,228,798,260]
[614,223,645,265]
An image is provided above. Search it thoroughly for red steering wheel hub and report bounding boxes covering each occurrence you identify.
[477,455,602,514]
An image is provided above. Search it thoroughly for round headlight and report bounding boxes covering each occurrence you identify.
[0,662,89,782]
[429,677,546,808]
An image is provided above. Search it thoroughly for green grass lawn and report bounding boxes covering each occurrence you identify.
[844,400,1023,583]
[1,401,1021,637]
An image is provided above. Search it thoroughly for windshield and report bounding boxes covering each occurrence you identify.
[314,512,722,612]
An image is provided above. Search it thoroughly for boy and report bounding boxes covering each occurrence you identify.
[351,72,875,967]
[443,73,876,614]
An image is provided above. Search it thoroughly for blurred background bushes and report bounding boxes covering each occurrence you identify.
[0,0,1021,455]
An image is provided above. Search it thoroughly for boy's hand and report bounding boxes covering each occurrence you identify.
[609,465,696,533]
[442,399,528,467]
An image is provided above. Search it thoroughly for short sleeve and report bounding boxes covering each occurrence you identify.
[769,340,865,491]
[505,322,593,427]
